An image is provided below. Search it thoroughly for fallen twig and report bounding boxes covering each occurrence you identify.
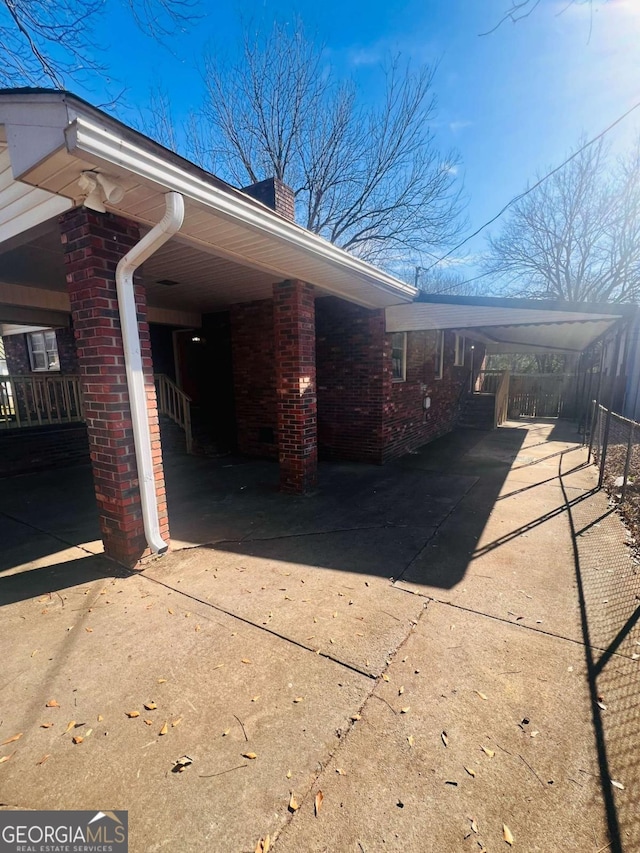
[518,753,546,788]
[199,763,248,779]
[233,714,248,742]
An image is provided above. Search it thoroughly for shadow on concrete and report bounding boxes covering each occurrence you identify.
[0,553,124,607]
[560,451,640,853]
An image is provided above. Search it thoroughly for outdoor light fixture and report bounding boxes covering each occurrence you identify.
[78,171,125,213]
[191,335,201,343]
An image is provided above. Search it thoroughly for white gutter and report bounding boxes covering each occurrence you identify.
[65,118,417,303]
[115,191,185,555]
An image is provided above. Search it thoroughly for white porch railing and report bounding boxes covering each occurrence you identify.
[154,373,193,454]
[0,374,84,429]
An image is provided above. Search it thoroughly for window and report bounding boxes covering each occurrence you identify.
[434,330,444,379]
[27,330,60,372]
[454,334,465,367]
[391,332,407,382]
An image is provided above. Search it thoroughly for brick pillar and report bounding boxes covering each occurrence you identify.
[273,280,317,493]
[60,208,168,567]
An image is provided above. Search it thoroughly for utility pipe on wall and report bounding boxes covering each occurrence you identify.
[115,191,185,554]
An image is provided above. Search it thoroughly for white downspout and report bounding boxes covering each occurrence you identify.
[115,191,185,555]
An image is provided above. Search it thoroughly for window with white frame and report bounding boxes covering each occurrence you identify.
[27,330,60,372]
[454,334,465,367]
[434,330,444,379]
[391,332,407,382]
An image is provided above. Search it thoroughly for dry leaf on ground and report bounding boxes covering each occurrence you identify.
[470,817,478,834]
[241,659,252,664]
[503,824,514,845]
[293,697,304,704]
[63,722,76,734]
[255,836,270,853]
[144,702,157,711]
[1,733,22,745]
[36,754,50,765]
[40,723,54,729]
[45,700,60,708]
[400,707,410,714]
[314,791,324,816]
[611,780,625,790]
[441,732,449,747]
[242,752,257,760]
[407,736,414,747]
[0,753,15,764]
[72,736,84,745]
[144,720,153,726]
[288,793,300,812]
[481,746,495,758]
[475,691,488,701]
[125,711,140,718]
[172,718,182,728]
[159,722,168,736]
[157,678,167,683]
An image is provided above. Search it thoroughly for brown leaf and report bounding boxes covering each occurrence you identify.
[85,627,93,633]
[63,722,76,734]
[503,824,514,845]
[381,674,390,682]
[464,766,476,777]
[254,836,270,853]
[350,714,361,722]
[1,733,22,745]
[46,699,60,708]
[72,736,84,745]
[125,711,140,718]
[314,790,324,816]
[167,608,174,615]
[222,729,230,737]
[171,718,182,728]
[288,792,300,812]
[336,768,347,775]
[441,731,449,747]
[0,752,15,764]
[293,697,304,704]
[144,702,157,711]
[157,678,167,683]
[144,720,153,726]
[481,746,495,758]
[241,658,252,664]
[398,686,405,695]
[36,754,50,765]
[400,707,410,714]
[159,722,168,736]
[31,650,38,657]
[242,752,257,760]
[251,696,260,703]
[475,691,488,701]
[40,723,54,729]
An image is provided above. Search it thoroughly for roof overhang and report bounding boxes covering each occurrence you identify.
[0,89,417,312]
[386,295,636,354]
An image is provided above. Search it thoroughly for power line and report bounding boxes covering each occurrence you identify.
[424,98,640,276]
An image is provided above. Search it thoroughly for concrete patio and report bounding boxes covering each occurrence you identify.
[1,420,639,852]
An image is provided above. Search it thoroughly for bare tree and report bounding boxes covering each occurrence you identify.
[416,266,493,297]
[0,0,198,90]
[484,137,640,303]
[194,21,463,265]
[480,0,600,37]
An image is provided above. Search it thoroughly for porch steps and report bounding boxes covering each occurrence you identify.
[458,393,496,430]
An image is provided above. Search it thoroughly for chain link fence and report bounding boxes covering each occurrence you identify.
[591,404,640,533]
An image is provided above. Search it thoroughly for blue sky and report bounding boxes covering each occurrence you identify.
[80,0,640,284]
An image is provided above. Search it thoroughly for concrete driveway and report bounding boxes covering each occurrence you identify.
[1,420,638,852]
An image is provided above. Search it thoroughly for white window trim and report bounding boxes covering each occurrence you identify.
[454,333,465,367]
[27,330,60,372]
[391,331,407,382]
[434,330,444,380]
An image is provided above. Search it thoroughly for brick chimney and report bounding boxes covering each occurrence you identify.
[241,177,295,222]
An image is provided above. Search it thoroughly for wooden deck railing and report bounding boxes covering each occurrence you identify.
[0,374,84,429]
[494,369,510,427]
[154,373,193,454]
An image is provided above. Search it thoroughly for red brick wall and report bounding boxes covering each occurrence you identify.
[315,297,386,463]
[273,280,317,493]
[382,330,477,461]
[230,299,278,458]
[60,207,168,567]
[3,326,78,374]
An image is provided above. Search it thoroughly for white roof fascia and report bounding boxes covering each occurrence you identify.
[385,302,620,332]
[64,117,417,306]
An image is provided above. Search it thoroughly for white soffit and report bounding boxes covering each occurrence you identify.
[0,144,71,243]
[385,302,622,353]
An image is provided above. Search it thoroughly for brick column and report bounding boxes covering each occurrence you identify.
[273,280,317,493]
[60,208,168,567]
